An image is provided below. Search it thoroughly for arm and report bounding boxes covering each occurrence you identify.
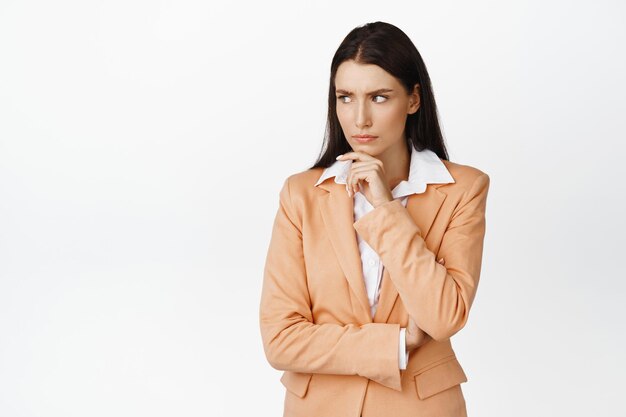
[259,177,404,391]
[352,173,490,341]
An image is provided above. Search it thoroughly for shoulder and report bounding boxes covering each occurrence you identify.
[288,166,326,184]
[442,159,489,185]
[440,159,490,200]
[274,168,325,227]
[275,167,325,206]
[281,167,326,196]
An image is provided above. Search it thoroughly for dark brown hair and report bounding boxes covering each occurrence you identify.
[310,21,450,169]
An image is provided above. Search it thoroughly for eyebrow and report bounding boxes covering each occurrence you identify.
[335,88,394,95]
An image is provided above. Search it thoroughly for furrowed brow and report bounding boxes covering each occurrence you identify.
[335,88,394,95]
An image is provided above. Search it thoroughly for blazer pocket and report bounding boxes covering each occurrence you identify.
[280,371,313,398]
[413,356,468,400]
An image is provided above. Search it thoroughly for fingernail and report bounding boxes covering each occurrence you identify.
[336,154,343,160]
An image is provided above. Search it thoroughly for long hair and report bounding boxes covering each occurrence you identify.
[310,21,450,170]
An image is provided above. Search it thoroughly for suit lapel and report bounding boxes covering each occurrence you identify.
[318,181,372,323]
[318,180,448,324]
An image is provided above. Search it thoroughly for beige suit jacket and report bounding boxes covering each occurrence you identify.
[259,159,490,417]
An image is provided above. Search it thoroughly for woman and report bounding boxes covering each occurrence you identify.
[260,21,490,417]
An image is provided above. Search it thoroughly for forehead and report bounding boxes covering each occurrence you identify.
[334,60,399,90]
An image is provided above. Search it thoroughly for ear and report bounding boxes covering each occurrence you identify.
[408,83,420,114]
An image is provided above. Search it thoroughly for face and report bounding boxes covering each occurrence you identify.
[334,59,420,158]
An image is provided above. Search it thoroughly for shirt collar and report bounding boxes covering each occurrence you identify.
[314,146,455,197]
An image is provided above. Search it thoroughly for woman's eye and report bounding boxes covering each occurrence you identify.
[337,95,387,103]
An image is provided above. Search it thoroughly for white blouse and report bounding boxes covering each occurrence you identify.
[314,145,456,370]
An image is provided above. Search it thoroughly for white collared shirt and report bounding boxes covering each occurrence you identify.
[314,146,455,370]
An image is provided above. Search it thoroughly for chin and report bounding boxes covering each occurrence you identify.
[350,141,378,150]
[352,143,383,156]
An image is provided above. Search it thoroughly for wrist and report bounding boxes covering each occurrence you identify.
[372,196,395,208]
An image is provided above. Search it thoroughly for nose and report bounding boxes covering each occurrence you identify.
[355,100,371,129]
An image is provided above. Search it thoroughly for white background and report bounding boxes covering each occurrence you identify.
[1,1,625,416]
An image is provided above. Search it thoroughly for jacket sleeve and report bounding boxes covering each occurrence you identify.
[352,172,490,342]
[259,176,404,391]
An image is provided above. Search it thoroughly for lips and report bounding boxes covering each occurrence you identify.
[353,135,378,143]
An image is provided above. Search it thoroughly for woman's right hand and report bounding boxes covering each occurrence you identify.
[405,257,445,353]
[406,315,431,352]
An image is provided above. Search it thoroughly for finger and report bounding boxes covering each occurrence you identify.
[346,172,354,196]
[354,177,361,196]
[345,171,352,196]
[344,158,382,196]
[348,161,383,195]
[346,177,359,197]
[349,160,379,169]
[349,163,380,177]
[348,171,360,196]
[348,171,363,196]
[349,166,379,184]
[337,151,375,162]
